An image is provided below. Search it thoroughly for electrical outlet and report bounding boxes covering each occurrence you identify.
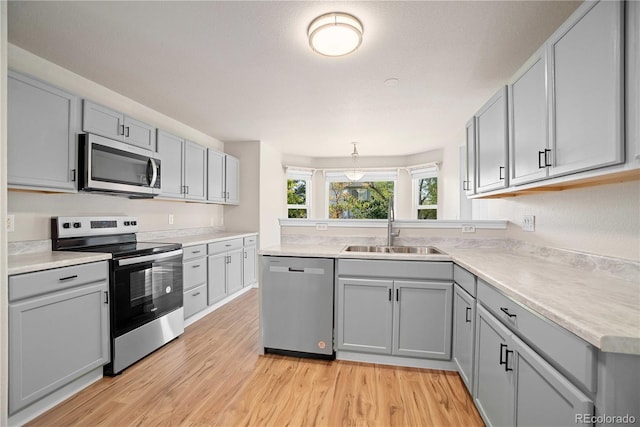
[522,215,535,232]
[6,215,15,232]
[316,223,328,231]
[168,214,174,225]
[461,225,476,233]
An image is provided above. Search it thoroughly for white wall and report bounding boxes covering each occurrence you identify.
[473,180,640,261]
[224,141,260,233]
[7,45,227,241]
[259,142,285,248]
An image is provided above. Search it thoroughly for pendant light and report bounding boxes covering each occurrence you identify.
[345,142,365,181]
[308,12,363,57]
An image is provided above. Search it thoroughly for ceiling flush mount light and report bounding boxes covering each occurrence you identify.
[345,142,365,181]
[308,12,363,57]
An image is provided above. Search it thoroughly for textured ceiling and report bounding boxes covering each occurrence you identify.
[7,1,581,157]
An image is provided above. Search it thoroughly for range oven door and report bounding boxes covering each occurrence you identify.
[112,249,183,337]
[79,133,162,196]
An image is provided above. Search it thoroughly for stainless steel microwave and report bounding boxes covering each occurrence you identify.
[79,133,161,197]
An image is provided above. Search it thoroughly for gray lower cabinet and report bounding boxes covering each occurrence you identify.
[183,244,208,319]
[337,276,452,360]
[207,239,243,305]
[242,236,258,287]
[83,100,156,151]
[8,70,79,191]
[474,304,593,427]
[8,262,109,415]
[453,283,475,394]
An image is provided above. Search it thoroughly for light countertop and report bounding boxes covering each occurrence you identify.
[8,251,112,276]
[148,231,257,247]
[260,244,640,355]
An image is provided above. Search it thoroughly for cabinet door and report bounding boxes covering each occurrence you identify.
[9,282,109,414]
[243,245,257,287]
[548,0,624,177]
[512,334,593,427]
[392,280,452,360]
[184,140,207,201]
[8,71,78,191]
[453,284,475,394]
[464,117,476,196]
[337,278,393,355]
[207,149,226,203]
[207,253,227,305]
[82,100,123,141]
[509,47,549,186]
[157,130,184,199]
[226,249,243,295]
[123,116,156,151]
[476,87,508,192]
[225,154,240,204]
[628,0,640,163]
[474,305,514,427]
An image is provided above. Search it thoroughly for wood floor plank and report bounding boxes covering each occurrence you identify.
[26,289,484,427]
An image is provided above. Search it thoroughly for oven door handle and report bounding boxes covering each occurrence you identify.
[116,249,183,267]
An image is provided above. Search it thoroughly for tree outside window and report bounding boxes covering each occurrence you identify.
[417,177,438,219]
[287,170,312,218]
[328,181,394,219]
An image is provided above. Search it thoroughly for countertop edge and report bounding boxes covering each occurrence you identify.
[8,252,112,276]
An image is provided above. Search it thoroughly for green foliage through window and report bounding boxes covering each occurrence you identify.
[287,179,308,218]
[416,177,437,220]
[328,181,394,219]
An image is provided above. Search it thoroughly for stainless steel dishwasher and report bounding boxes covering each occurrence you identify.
[261,256,335,359]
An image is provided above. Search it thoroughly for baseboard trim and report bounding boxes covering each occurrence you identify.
[337,351,458,371]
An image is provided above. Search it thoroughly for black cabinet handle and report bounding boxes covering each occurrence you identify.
[538,151,546,169]
[120,124,125,135]
[104,291,109,304]
[396,289,399,302]
[499,166,505,180]
[191,250,201,254]
[192,292,201,297]
[244,252,248,259]
[462,180,468,191]
[465,306,472,323]
[499,343,508,366]
[59,275,78,281]
[192,264,201,268]
[544,149,552,167]
[505,349,514,372]
[125,126,130,137]
[388,288,392,301]
[500,307,517,318]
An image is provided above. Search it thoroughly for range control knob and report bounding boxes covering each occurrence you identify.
[73,222,81,229]
[124,221,130,226]
[62,222,71,229]
[131,221,137,226]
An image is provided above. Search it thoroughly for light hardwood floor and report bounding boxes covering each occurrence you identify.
[27,289,484,427]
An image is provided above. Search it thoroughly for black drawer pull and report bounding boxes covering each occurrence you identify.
[59,275,78,281]
[499,343,508,366]
[465,306,472,323]
[104,291,109,304]
[191,250,201,254]
[192,265,201,268]
[500,307,517,318]
[192,292,201,297]
[505,349,514,372]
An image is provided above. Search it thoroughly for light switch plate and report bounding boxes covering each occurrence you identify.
[461,225,476,233]
[522,215,535,232]
[316,223,328,231]
[168,214,174,225]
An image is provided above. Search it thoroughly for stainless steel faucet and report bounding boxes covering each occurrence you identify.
[387,196,400,246]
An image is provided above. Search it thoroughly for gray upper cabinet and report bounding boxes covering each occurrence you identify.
[392,280,452,360]
[157,130,207,201]
[8,71,78,191]
[476,86,508,193]
[337,277,394,354]
[453,283,475,394]
[207,149,240,204]
[83,100,156,151]
[8,262,109,415]
[508,47,549,186]
[463,117,476,196]
[628,0,640,163]
[547,0,624,177]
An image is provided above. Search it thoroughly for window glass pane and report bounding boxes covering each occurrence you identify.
[418,177,438,206]
[288,208,307,218]
[417,209,437,219]
[328,181,394,219]
[287,179,307,205]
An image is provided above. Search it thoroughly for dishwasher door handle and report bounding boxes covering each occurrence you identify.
[288,267,305,272]
[269,266,325,275]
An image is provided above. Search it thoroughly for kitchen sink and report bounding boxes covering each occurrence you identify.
[343,245,444,255]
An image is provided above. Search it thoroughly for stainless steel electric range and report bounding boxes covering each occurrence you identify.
[52,216,184,375]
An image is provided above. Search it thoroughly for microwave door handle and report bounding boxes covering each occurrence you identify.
[147,158,158,187]
[117,249,183,267]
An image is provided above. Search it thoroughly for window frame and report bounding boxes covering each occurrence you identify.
[324,170,397,219]
[411,166,439,220]
[286,170,312,219]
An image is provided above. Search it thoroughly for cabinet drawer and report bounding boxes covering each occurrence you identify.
[183,284,207,319]
[183,244,206,261]
[243,235,257,246]
[208,238,243,254]
[454,265,476,297]
[338,259,453,281]
[9,261,108,302]
[183,258,207,290]
[477,279,597,392]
